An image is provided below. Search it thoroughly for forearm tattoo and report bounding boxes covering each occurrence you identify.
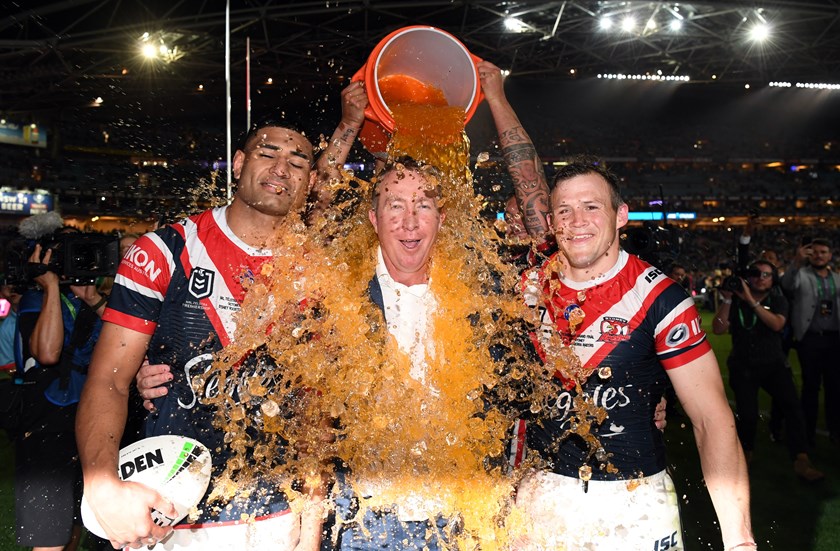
[500,127,551,236]
[338,124,357,143]
[502,143,537,166]
[499,126,528,146]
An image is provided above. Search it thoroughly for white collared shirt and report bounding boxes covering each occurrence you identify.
[369,248,444,521]
[375,247,437,387]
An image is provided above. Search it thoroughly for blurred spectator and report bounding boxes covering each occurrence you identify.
[761,249,784,276]
[781,238,840,446]
[667,262,692,294]
[0,284,21,371]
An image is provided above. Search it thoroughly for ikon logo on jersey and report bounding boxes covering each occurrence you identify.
[598,316,631,343]
[188,267,215,299]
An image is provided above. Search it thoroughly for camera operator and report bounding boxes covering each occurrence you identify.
[712,261,823,481]
[13,227,107,551]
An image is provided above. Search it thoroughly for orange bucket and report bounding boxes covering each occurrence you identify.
[351,26,484,153]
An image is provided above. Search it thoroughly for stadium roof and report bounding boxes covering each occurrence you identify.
[2,0,839,126]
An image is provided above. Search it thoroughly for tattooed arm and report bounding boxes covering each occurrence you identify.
[310,81,369,217]
[479,60,551,240]
[316,81,367,175]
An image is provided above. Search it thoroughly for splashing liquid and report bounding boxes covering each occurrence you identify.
[196,79,586,548]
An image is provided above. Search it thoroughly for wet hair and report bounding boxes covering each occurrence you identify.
[550,155,624,211]
[370,156,443,211]
[237,114,313,154]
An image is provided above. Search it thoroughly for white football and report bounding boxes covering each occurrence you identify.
[81,435,213,539]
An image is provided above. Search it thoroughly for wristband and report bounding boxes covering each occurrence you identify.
[751,301,761,309]
[728,543,757,551]
[721,298,732,305]
[90,296,107,311]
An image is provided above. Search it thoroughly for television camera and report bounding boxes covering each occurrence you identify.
[5,231,120,287]
[620,223,682,269]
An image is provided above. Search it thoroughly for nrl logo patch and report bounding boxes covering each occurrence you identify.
[188,267,215,300]
[598,316,630,343]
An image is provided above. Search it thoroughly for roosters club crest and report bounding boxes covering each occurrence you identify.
[598,316,630,343]
[188,267,215,300]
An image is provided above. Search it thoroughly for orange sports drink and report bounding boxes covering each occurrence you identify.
[351,25,483,152]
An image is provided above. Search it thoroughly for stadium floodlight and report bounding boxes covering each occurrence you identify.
[597,73,689,82]
[795,82,840,90]
[141,43,157,59]
[749,23,770,42]
[621,16,636,32]
[599,16,613,30]
[138,31,185,63]
[504,17,526,33]
[670,19,683,31]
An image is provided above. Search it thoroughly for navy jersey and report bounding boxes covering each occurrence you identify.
[104,206,288,524]
[524,250,711,480]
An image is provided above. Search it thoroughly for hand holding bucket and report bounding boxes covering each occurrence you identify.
[351,26,484,154]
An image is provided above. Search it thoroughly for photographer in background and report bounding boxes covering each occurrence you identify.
[712,260,823,481]
[737,217,791,442]
[13,219,110,551]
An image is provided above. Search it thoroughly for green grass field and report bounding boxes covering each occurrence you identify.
[0,435,14,551]
[1,310,838,550]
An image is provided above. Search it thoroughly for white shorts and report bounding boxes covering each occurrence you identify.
[146,510,299,551]
[512,469,683,551]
